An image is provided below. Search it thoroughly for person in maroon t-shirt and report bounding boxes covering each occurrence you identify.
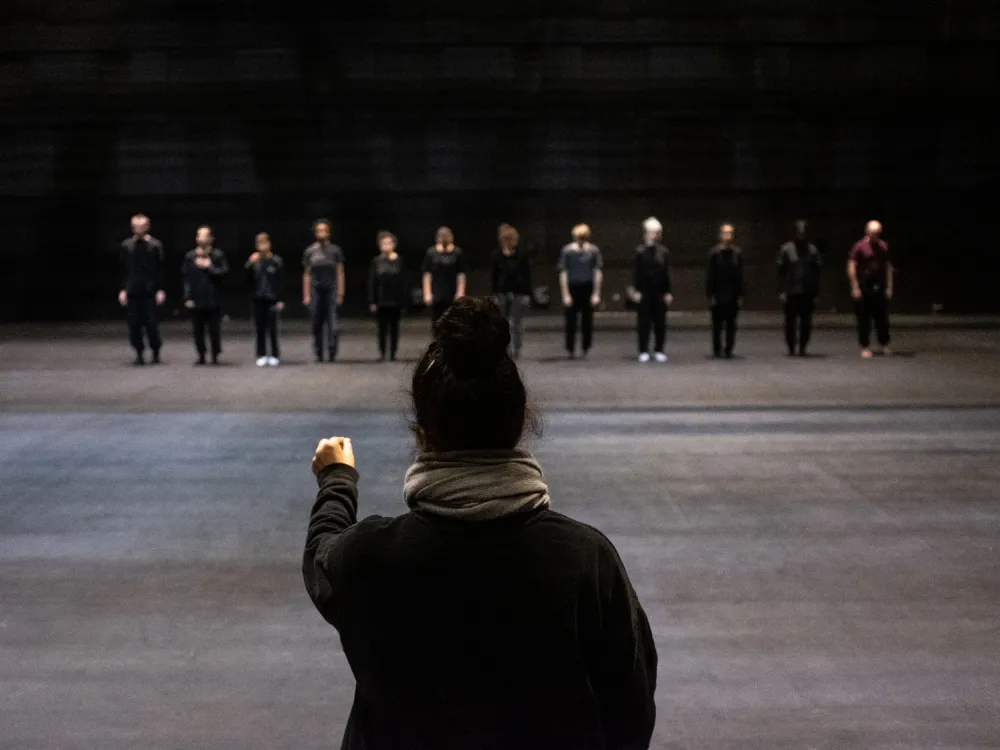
[847,220,894,359]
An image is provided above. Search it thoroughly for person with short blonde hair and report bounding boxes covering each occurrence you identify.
[558,224,603,358]
[628,217,673,362]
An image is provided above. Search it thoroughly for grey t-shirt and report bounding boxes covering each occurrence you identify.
[558,243,603,286]
[303,242,344,290]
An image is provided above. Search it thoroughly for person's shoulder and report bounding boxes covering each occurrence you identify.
[633,244,645,254]
[272,254,284,265]
[121,237,134,249]
[330,243,344,254]
[732,245,743,254]
[424,246,436,255]
[533,510,623,554]
[560,242,574,252]
[183,248,197,259]
[148,236,163,249]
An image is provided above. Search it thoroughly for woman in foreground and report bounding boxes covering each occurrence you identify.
[303,296,657,750]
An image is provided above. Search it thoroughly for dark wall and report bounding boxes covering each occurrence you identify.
[1,0,998,320]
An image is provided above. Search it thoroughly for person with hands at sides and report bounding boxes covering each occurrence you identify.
[302,219,345,363]
[706,223,745,359]
[627,217,673,363]
[777,219,822,357]
[491,223,532,359]
[559,223,603,359]
[848,219,894,359]
[246,232,285,367]
[421,226,466,327]
[303,296,657,750]
[368,231,407,362]
[118,213,166,366]
[182,225,229,366]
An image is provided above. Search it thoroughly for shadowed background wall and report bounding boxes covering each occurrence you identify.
[1,0,998,320]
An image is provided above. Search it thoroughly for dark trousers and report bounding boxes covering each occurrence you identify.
[192,308,222,358]
[253,299,280,358]
[565,283,594,353]
[711,303,739,356]
[855,292,891,348]
[499,292,527,354]
[376,306,401,358]
[784,294,815,354]
[126,294,162,354]
[637,294,667,354]
[311,285,339,360]
[431,299,453,329]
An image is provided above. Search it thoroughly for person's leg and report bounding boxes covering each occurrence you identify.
[636,297,651,355]
[311,287,326,360]
[784,297,797,354]
[269,305,280,359]
[389,307,401,360]
[580,284,594,353]
[711,304,723,356]
[208,308,222,361]
[254,300,267,358]
[653,295,667,354]
[874,293,891,348]
[725,304,738,356]
[193,309,207,362]
[377,307,389,358]
[327,291,339,361]
[564,290,578,354]
[126,297,144,360]
[509,294,524,356]
[800,296,815,355]
[855,297,872,351]
[144,296,162,361]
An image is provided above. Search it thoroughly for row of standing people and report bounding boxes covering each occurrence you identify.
[118,214,894,365]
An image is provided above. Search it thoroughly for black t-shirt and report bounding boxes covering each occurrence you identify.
[303,242,345,290]
[369,255,407,307]
[492,249,532,295]
[422,247,466,302]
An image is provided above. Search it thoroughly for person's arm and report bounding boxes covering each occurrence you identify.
[337,261,346,306]
[736,253,745,305]
[119,243,129,305]
[663,250,673,303]
[181,256,192,303]
[591,543,658,750]
[208,251,228,277]
[591,248,604,305]
[274,258,285,309]
[776,246,787,298]
[368,258,378,311]
[154,242,166,305]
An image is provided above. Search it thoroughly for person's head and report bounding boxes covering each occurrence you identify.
[498,223,519,252]
[719,223,735,244]
[195,225,213,248]
[435,226,454,248]
[255,232,272,255]
[642,216,662,245]
[131,214,150,238]
[866,220,882,239]
[411,297,538,453]
[377,231,397,255]
[571,224,591,244]
[794,219,808,240]
[313,219,331,243]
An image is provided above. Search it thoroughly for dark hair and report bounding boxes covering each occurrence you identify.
[411,297,538,452]
[313,218,331,231]
[377,230,397,247]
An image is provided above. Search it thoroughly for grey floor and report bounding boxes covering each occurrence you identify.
[1,327,999,749]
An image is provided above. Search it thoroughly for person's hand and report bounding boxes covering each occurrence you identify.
[423,294,433,306]
[779,293,787,303]
[851,286,862,300]
[155,290,166,306]
[590,294,600,307]
[312,436,355,475]
[337,295,344,306]
[885,288,893,300]
[118,290,127,307]
[184,300,195,309]
[303,295,311,307]
[562,294,572,308]
[370,304,377,314]
[665,293,674,306]
[195,256,212,269]
[632,291,643,304]
[248,252,261,265]
[274,302,285,311]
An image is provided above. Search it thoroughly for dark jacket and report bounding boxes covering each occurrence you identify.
[632,244,671,297]
[777,240,821,297]
[368,255,408,307]
[491,249,533,296]
[182,248,229,309]
[706,245,744,305]
[120,235,165,296]
[303,464,658,750]
[246,254,284,301]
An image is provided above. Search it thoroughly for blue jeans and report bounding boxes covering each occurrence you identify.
[311,285,339,360]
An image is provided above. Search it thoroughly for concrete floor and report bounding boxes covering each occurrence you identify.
[1,327,999,748]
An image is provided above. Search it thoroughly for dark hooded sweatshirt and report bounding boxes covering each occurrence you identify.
[303,464,658,750]
[182,248,229,309]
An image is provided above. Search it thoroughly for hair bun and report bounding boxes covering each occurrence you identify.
[434,298,511,377]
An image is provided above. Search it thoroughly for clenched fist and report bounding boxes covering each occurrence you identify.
[312,436,355,475]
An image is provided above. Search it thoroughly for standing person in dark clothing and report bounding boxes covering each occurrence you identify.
[304,297,657,750]
[118,214,166,365]
[182,226,229,366]
[706,223,745,358]
[627,217,673,363]
[303,219,345,363]
[848,219,894,359]
[559,224,604,359]
[777,219,822,357]
[421,226,467,327]
[368,231,407,362]
[245,232,284,367]
[491,223,532,359]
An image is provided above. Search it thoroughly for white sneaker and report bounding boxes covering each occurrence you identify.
[256,356,268,367]
[654,352,668,363]
[638,353,650,363]
[267,357,279,366]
